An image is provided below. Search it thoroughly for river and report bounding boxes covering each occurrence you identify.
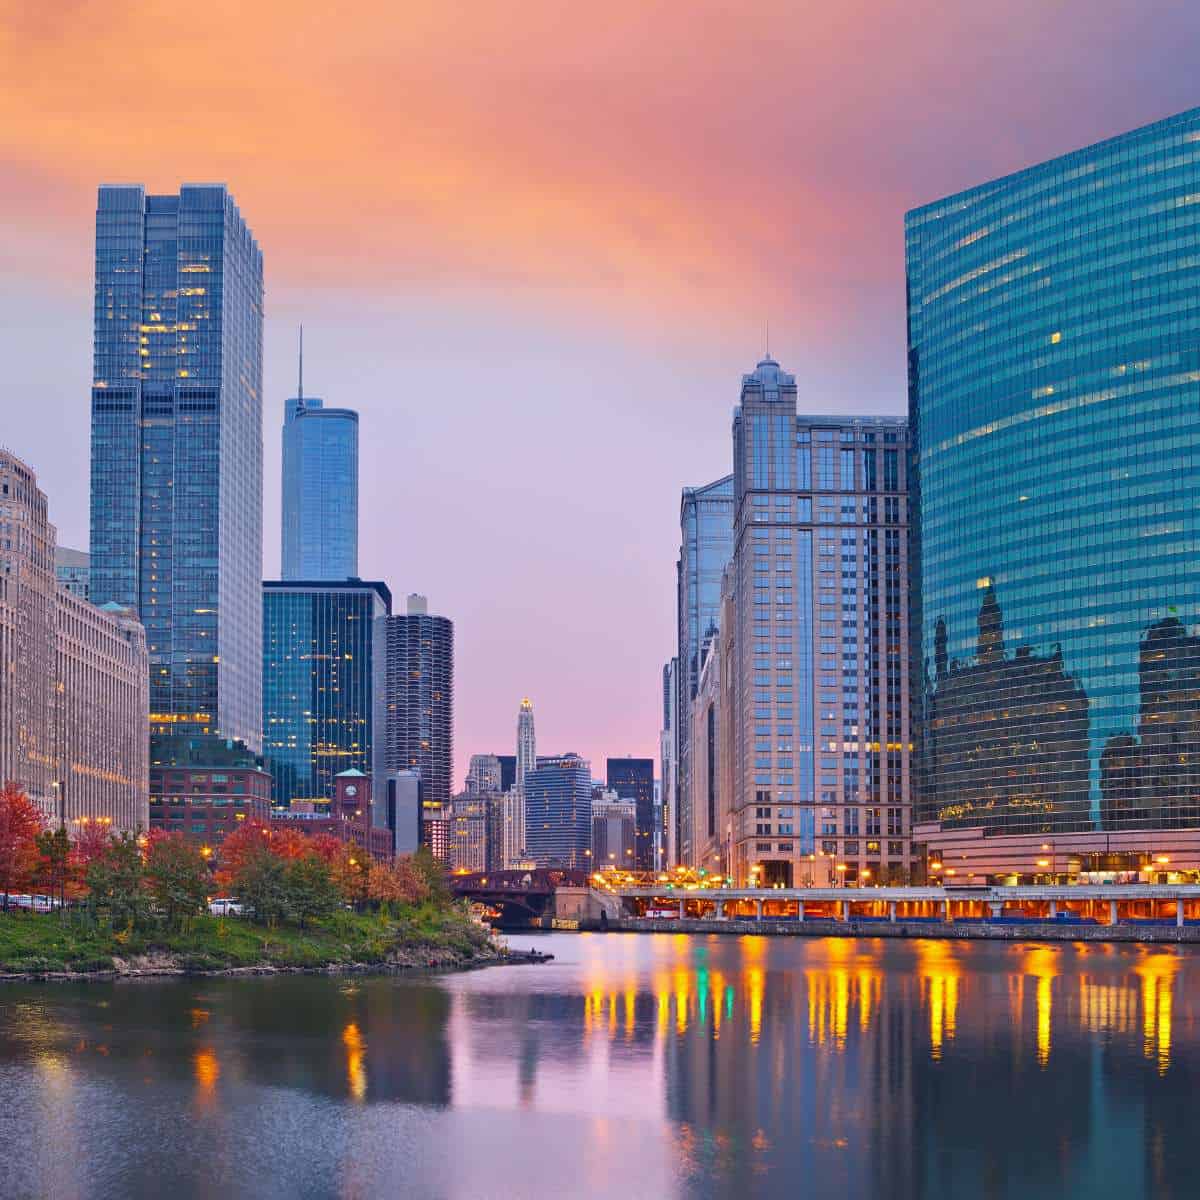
[0,932,1195,1199]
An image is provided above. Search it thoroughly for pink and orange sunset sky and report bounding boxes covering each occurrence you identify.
[2,1,1198,786]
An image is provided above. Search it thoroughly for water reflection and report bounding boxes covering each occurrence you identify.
[0,935,1198,1198]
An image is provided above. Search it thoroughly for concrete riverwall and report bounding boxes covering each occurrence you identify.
[571,917,1200,944]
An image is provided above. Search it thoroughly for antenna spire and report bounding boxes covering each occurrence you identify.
[765,317,770,358]
[298,324,304,401]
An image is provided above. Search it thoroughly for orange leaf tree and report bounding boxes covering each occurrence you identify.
[0,783,46,911]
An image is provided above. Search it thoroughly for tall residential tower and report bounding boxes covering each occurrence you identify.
[88,184,264,749]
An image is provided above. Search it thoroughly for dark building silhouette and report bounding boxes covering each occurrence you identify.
[919,586,1091,835]
[607,756,656,870]
[1101,618,1200,831]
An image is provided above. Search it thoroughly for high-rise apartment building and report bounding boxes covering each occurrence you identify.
[262,579,390,807]
[1,450,149,831]
[728,357,913,885]
[907,106,1200,879]
[523,754,592,868]
[280,349,359,580]
[54,547,90,600]
[504,697,536,866]
[89,184,264,750]
[675,475,734,868]
[606,757,656,870]
[384,594,454,811]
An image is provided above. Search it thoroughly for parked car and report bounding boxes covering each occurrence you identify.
[208,898,245,917]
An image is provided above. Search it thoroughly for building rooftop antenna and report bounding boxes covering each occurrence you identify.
[298,324,304,401]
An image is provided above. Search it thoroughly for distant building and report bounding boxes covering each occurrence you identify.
[385,594,454,810]
[280,340,359,580]
[496,754,517,794]
[660,658,677,865]
[89,184,264,750]
[506,698,536,865]
[606,757,655,870]
[149,735,271,846]
[262,579,390,807]
[447,794,504,873]
[54,547,90,600]
[690,591,734,878]
[1,449,149,832]
[524,754,592,868]
[592,790,636,870]
[466,753,502,796]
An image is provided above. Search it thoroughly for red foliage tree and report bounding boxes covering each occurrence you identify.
[212,819,276,890]
[0,783,46,911]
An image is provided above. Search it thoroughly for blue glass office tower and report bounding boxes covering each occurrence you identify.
[907,108,1200,870]
[675,475,733,864]
[89,185,264,750]
[262,579,390,807]
[523,754,593,868]
[281,391,359,580]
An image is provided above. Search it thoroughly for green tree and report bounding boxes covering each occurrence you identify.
[85,832,149,931]
[283,854,340,928]
[232,846,289,927]
[34,825,72,912]
[411,846,449,904]
[145,832,210,929]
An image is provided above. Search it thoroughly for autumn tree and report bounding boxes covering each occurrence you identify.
[145,831,210,929]
[85,832,149,930]
[410,846,449,903]
[231,843,289,926]
[367,855,430,911]
[0,783,45,912]
[331,845,371,910]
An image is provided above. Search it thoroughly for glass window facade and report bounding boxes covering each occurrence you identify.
[262,580,390,807]
[281,397,359,580]
[523,755,593,868]
[89,185,264,750]
[907,106,1200,837]
[675,475,734,865]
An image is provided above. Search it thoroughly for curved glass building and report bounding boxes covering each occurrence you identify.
[907,108,1200,867]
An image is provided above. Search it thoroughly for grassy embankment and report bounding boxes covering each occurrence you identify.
[0,902,493,976]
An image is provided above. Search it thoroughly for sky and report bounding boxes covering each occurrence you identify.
[2,1,1199,789]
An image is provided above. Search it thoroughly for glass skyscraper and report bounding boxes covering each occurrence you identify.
[523,754,593,868]
[606,756,655,870]
[262,579,390,807]
[907,106,1200,874]
[281,392,359,580]
[674,475,733,865]
[89,185,264,750]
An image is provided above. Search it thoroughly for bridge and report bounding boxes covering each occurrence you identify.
[450,868,591,923]
[603,883,1200,927]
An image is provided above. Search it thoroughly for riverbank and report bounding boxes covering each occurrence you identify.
[0,906,552,981]
[576,916,1200,944]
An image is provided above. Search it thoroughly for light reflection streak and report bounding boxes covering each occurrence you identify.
[343,1022,366,1102]
[1135,953,1178,1075]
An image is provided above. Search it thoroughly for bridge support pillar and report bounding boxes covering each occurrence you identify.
[678,899,685,920]
[841,900,850,922]
[714,900,725,920]
[1049,900,1058,919]
[1178,900,1185,928]
[796,901,805,923]
[755,900,763,920]
[889,901,897,923]
[942,899,950,922]
[989,902,1003,920]
[1110,899,1119,926]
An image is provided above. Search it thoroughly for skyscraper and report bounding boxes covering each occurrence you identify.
[262,579,391,807]
[516,698,536,792]
[280,334,359,580]
[384,594,454,810]
[606,756,655,870]
[907,105,1200,878]
[1,450,149,831]
[675,475,734,869]
[727,357,913,885]
[89,184,264,749]
[524,754,592,868]
[466,753,503,795]
[660,658,678,864]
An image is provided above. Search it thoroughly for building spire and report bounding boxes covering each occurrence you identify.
[297,324,304,401]
[765,317,769,359]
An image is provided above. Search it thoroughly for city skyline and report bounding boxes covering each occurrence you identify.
[7,6,1200,786]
